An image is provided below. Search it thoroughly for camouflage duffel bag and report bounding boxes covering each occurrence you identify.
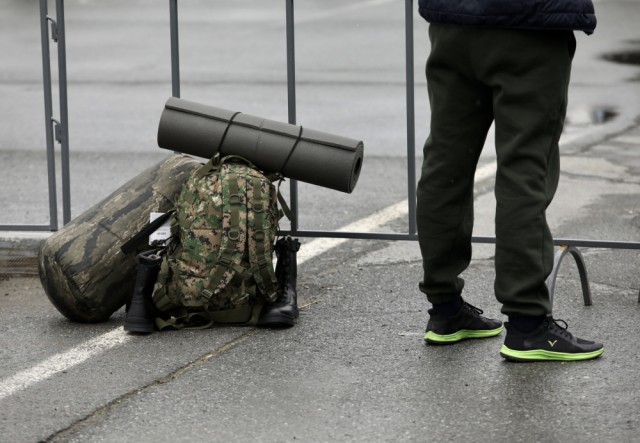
[38,155,201,323]
[151,154,285,330]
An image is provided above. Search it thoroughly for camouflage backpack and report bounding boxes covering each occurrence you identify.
[151,155,285,329]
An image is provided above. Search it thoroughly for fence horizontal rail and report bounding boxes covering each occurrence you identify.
[278,230,640,249]
[1,0,637,265]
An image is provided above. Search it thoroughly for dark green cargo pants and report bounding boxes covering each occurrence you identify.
[417,25,576,317]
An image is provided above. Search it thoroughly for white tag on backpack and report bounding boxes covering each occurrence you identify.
[149,212,172,246]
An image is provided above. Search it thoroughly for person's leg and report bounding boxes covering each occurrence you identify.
[418,26,502,344]
[477,29,571,318]
[417,25,493,304]
[475,29,602,361]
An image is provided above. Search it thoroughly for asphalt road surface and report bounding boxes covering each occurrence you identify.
[1,0,640,442]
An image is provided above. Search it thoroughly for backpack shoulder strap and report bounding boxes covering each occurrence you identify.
[247,173,278,302]
[201,164,249,301]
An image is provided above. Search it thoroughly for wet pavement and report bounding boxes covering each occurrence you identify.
[1,0,640,442]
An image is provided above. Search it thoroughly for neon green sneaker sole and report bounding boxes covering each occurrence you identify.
[424,325,504,344]
[500,345,604,362]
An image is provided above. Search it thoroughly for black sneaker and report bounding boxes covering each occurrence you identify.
[500,316,604,362]
[424,302,504,344]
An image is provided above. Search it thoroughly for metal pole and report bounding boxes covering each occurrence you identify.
[405,0,417,235]
[39,0,59,231]
[55,0,71,224]
[285,0,299,232]
[170,0,180,97]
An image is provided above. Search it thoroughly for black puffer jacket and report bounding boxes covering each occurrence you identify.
[418,0,596,34]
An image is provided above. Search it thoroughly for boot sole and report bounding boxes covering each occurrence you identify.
[257,311,298,328]
[124,317,154,334]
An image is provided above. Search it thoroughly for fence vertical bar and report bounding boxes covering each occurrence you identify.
[55,0,71,225]
[39,0,59,231]
[405,0,417,235]
[170,0,180,98]
[285,0,299,232]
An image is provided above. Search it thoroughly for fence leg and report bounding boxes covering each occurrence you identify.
[55,0,71,225]
[40,0,71,227]
[546,245,593,309]
[404,0,417,236]
[285,0,299,232]
[39,0,59,231]
[169,0,180,98]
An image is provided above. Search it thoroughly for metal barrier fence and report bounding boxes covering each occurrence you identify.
[0,0,71,232]
[4,1,640,257]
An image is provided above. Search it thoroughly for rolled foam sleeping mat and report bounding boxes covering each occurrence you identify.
[38,155,201,323]
[157,97,364,193]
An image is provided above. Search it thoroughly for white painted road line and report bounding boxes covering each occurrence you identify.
[0,160,497,401]
[297,200,409,266]
[298,161,497,265]
[0,328,130,401]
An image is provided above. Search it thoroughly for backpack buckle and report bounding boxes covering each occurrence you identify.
[218,256,232,267]
[228,194,241,205]
[201,289,213,301]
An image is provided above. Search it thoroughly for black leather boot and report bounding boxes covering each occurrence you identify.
[258,237,300,327]
[124,250,162,334]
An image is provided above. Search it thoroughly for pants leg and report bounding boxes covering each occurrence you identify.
[472,30,575,317]
[417,26,494,304]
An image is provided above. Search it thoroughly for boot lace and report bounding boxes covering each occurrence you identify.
[277,256,291,294]
[274,240,292,296]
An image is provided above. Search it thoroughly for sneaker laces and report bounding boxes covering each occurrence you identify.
[463,302,484,316]
[545,316,573,339]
